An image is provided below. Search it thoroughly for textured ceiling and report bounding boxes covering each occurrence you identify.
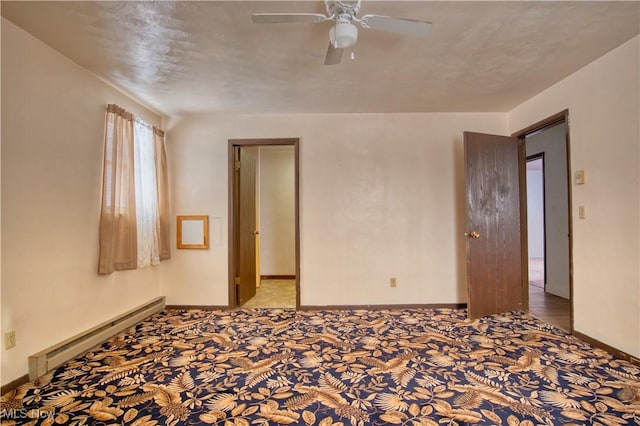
[2,1,639,116]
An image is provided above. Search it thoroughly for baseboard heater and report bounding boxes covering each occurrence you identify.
[28,296,165,380]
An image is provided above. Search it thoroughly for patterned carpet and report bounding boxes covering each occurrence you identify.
[2,308,640,425]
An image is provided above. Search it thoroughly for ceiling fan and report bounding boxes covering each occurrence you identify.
[252,0,432,65]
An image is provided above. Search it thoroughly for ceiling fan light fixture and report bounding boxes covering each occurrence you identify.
[330,21,358,49]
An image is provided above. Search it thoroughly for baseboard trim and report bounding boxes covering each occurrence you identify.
[299,303,467,311]
[167,304,467,312]
[1,374,29,396]
[572,330,639,366]
[166,305,229,311]
[260,275,296,280]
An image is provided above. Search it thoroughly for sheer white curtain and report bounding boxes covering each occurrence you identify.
[98,104,170,275]
[133,120,160,268]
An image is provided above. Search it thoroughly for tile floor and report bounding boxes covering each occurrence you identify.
[241,279,296,308]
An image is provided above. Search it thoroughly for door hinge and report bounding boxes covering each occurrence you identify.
[234,276,240,285]
[235,161,241,171]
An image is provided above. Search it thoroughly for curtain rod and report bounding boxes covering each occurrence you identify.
[106,104,164,137]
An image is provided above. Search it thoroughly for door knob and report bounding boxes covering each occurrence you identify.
[465,231,480,239]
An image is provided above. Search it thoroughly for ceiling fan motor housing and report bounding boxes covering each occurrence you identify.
[330,16,358,48]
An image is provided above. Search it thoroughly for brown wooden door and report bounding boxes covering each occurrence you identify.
[464,132,527,319]
[237,146,258,305]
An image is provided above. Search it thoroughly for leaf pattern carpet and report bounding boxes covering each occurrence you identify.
[2,308,640,425]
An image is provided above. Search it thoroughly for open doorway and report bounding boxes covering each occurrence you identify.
[523,120,572,331]
[526,154,546,289]
[244,145,296,308]
[228,139,300,309]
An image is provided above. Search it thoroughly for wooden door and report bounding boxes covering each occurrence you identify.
[237,146,258,305]
[464,132,527,319]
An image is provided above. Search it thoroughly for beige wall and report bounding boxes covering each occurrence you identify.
[162,113,507,306]
[1,19,164,384]
[258,146,296,276]
[509,36,640,357]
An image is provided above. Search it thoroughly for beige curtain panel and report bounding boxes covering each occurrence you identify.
[98,104,170,275]
[155,129,171,261]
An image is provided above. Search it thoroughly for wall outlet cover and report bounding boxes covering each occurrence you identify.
[4,330,16,349]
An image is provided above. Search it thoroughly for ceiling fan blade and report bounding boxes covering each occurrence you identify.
[252,13,328,24]
[360,15,432,37]
[324,42,343,65]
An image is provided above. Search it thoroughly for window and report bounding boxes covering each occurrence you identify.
[98,104,170,275]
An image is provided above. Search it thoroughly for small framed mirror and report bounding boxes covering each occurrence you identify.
[177,215,209,249]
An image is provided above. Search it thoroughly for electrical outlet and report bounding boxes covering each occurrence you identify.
[4,330,16,349]
[390,277,397,288]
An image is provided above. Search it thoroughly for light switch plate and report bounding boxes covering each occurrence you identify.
[4,330,16,349]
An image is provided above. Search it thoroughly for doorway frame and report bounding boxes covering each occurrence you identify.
[513,109,573,332]
[228,138,301,309]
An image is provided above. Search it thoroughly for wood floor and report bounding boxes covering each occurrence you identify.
[529,284,571,331]
[528,257,571,331]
